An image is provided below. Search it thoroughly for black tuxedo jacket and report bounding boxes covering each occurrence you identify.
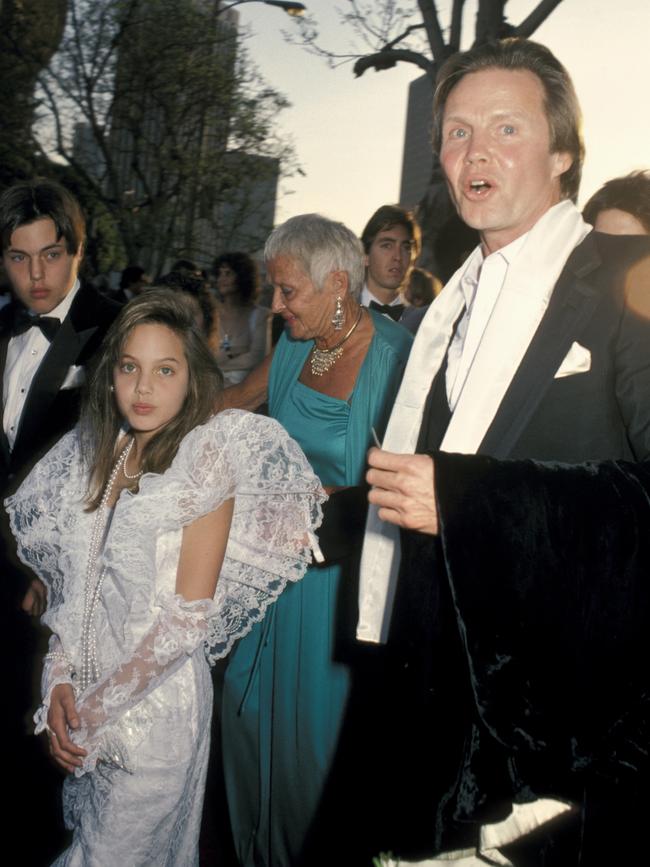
[479,230,650,463]
[0,284,121,494]
[379,231,650,861]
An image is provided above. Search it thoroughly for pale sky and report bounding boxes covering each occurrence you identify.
[239,0,650,237]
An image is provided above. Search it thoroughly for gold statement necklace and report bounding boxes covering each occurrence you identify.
[310,307,363,376]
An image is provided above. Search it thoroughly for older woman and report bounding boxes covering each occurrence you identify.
[220,214,413,866]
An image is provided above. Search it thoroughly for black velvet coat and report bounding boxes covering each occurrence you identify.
[377,232,650,865]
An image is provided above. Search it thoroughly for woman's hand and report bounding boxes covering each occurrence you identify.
[47,683,87,773]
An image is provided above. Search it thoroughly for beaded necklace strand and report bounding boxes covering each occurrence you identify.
[78,439,139,692]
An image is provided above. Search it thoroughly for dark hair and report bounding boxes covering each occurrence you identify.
[158,269,205,296]
[582,171,650,234]
[360,204,421,257]
[432,38,584,201]
[81,288,223,509]
[0,178,86,254]
[171,259,199,273]
[157,269,212,336]
[213,251,259,306]
[406,267,440,306]
[120,265,146,291]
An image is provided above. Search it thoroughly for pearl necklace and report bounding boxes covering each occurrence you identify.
[78,440,133,692]
[122,437,143,480]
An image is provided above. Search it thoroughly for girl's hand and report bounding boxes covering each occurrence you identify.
[47,683,87,773]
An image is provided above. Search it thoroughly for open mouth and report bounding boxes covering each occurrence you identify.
[467,179,492,195]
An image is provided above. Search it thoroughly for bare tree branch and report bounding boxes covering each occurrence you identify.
[515,0,564,37]
[26,0,296,271]
[353,48,435,79]
[384,22,427,52]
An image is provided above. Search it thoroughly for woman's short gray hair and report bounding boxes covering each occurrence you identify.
[264,213,365,297]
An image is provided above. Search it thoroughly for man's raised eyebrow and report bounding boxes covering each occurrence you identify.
[442,114,470,126]
[489,108,531,122]
[443,108,529,124]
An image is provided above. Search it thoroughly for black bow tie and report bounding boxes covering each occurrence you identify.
[10,307,61,341]
[369,300,405,322]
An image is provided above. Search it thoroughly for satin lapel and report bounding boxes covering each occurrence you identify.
[12,309,98,455]
[479,234,604,459]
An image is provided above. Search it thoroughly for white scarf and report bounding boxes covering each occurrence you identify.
[357,200,591,644]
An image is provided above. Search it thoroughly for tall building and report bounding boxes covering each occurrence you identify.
[399,73,434,210]
[106,1,278,274]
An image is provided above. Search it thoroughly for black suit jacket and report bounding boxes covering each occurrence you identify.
[478,230,650,462]
[0,284,121,494]
[0,285,120,601]
[381,231,650,860]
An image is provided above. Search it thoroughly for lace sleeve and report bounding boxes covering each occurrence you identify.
[66,412,324,771]
[72,592,215,775]
[33,634,76,735]
[4,429,86,615]
[137,410,326,664]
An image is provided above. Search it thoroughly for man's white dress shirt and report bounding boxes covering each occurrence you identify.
[3,280,80,450]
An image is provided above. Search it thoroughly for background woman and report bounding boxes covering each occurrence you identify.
[208,252,272,385]
[5,290,323,865]
[220,214,413,866]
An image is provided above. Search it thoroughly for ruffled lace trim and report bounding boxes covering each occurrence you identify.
[10,412,324,763]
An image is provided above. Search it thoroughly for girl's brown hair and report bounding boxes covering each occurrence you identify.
[81,288,223,509]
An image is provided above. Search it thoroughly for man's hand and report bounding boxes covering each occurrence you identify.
[21,578,47,617]
[47,683,86,773]
[366,448,439,535]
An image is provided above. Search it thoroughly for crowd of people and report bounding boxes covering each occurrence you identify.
[2,34,650,867]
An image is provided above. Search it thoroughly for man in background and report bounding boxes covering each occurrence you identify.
[360,204,426,333]
[0,177,120,862]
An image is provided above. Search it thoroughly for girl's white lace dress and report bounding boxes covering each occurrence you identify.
[6,409,323,866]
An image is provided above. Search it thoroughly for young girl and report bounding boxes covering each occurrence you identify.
[5,290,323,865]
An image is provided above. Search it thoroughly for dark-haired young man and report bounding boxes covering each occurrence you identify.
[1,179,120,522]
[0,178,120,862]
[360,38,650,865]
[360,204,425,333]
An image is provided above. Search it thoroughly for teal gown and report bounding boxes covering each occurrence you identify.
[221,311,412,867]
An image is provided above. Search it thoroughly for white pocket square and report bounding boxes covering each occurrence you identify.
[60,364,86,390]
[554,341,591,379]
